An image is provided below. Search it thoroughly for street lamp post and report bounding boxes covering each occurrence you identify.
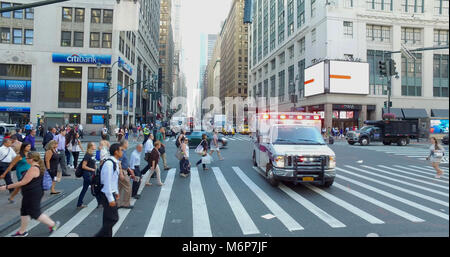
[103,60,122,136]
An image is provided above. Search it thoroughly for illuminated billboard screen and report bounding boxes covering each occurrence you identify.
[329,61,369,95]
[430,119,449,134]
[304,62,325,97]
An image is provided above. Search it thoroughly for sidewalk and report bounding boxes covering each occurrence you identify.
[34,135,119,143]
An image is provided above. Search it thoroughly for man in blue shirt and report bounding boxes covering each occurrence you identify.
[117,140,136,209]
[24,129,36,151]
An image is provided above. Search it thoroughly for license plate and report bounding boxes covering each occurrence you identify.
[302,177,314,182]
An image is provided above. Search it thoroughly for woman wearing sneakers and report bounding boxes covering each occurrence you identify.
[426,137,445,178]
[0,152,60,237]
[44,140,60,195]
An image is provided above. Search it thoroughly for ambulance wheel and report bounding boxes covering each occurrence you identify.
[252,151,257,167]
[322,180,334,188]
[266,165,279,187]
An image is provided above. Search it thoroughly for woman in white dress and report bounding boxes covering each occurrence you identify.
[209,130,224,161]
[99,133,110,165]
[426,137,445,178]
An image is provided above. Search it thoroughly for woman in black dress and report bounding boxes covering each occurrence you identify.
[0,152,60,237]
[44,140,60,194]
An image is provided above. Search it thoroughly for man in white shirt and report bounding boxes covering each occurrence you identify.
[0,139,16,193]
[141,134,154,175]
[95,143,122,237]
[130,144,143,199]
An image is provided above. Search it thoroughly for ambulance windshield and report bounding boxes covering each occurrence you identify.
[272,126,326,145]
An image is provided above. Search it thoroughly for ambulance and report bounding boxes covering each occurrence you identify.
[251,112,336,187]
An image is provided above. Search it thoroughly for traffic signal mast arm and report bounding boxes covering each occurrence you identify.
[0,0,70,13]
[107,78,153,102]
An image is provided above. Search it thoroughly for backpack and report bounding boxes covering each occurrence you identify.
[42,171,52,191]
[75,161,83,178]
[91,159,117,197]
[175,135,183,148]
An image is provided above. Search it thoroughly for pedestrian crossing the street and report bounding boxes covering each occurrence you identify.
[3,163,448,237]
[349,145,449,164]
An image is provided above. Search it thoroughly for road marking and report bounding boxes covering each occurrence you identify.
[50,198,97,237]
[8,187,83,236]
[340,167,449,207]
[365,165,449,189]
[378,165,448,185]
[232,167,304,231]
[279,184,346,228]
[407,165,449,178]
[212,167,260,235]
[334,183,425,223]
[190,167,212,237]
[144,168,176,237]
[304,184,384,224]
[113,171,152,236]
[397,165,449,179]
[336,173,449,221]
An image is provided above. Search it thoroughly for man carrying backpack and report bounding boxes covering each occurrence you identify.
[94,143,122,237]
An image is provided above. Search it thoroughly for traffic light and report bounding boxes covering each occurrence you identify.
[106,68,112,87]
[378,60,387,77]
[384,101,392,108]
[389,59,398,76]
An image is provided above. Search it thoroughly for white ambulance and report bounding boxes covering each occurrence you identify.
[251,112,336,187]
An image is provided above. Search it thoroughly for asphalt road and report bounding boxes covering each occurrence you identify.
[1,135,448,237]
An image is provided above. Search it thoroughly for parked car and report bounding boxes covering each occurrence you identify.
[442,134,449,145]
[185,131,228,149]
[0,123,18,145]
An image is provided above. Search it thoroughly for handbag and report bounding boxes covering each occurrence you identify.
[195,144,204,154]
[42,170,52,191]
[175,148,184,160]
[202,154,212,165]
[95,150,101,161]
[434,151,444,158]
[75,162,83,178]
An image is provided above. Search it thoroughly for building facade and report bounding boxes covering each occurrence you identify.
[0,0,161,131]
[248,0,449,135]
[159,0,174,121]
[220,0,250,108]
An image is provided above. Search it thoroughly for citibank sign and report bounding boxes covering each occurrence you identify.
[52,53,112,65]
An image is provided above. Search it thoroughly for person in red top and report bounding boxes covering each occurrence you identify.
[145,141,164,187]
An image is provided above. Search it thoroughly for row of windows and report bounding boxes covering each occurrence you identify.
[0,2,33,19]
[0,27,33,45]
[61,31,111,48]
[62,7,113,24]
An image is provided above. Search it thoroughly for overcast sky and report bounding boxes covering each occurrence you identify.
[180,0,233,114]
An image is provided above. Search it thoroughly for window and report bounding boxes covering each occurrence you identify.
[279,52,285,65]
[402,0,424,12]
[91,9,101,23]
[434,30,449,46]
[297,0,305,28]
[90,32,100,48]
[269,0,276,51]
[367,0,393,10]
[367,50,389,95]
[61,31,71,46]
[25,8,34,19]
[277,0,285,44]
[288,45,294,59]
[102,33,112,48]
[62,7,72,22]
[59,67,82,108]
[298,59,305,97]
[103,9,113,24]
[343,21,353,38]
[13,29,22,44]
[1,2,11,18]
[299,37,306,54]
[278,70,285,102]
[270,75,276,97]
[366,25,391,42]
[401,53,422,96]
[86,114,105,124]
[75,8,85,22]
[433,54,449,97]
[311,29,316,43]
[271,59,276,70]
[119,37,124,53]
[0,27,10,44]
[73,32,83,47]
[401,27,422,45]
[13,4,23,19]
[435,0,449,15]
[287,0,294,37]
[344,0,353,7]
[24,29,33,45]
[288,65,295,95]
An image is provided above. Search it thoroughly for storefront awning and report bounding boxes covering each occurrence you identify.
[382,108,404,119]
[402,108,428,119]
[431,109,449,118]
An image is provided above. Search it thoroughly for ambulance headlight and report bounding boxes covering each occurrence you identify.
[328,156,336,169]
[274,156,285,168]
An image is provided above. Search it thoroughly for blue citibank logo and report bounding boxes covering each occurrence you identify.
[118,57,133,75]
[52,53,112,65]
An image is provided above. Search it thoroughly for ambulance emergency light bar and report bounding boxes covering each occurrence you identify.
[257,112,323,134]
[260,113,321,121]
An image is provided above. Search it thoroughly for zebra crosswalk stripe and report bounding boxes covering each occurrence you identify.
[377,165,449,185]
[190,167,212,237]
[304,184,384,224]
[212,167,260,235]
[344,166,449,200]
[339,167,448,207]
[336,173,449,221]
[144,169,177,237]
[407,165,449,177]
[397,165,449,179]
[232,167,304,231]
[333,183,425,223]
[279,184,346,228]
[363,165,449,189]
